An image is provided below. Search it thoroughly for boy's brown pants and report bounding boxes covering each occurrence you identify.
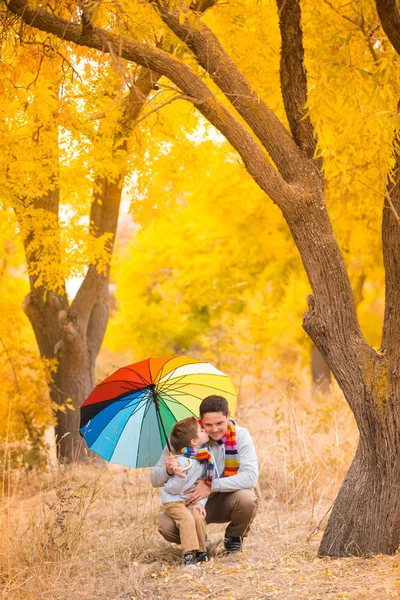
[159,490,258,545]
[163,502,207,554]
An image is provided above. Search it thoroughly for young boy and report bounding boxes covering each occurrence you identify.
[161,416,213,566]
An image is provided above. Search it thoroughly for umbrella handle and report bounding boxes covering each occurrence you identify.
[168,452,193,472]
[181,458,192,472]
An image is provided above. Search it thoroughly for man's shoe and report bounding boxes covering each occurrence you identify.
[223,533,243,553]
[183,552,196,566]
[195,551,209,563]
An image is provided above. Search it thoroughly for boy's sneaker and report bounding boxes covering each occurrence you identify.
[195,551,209,563]
[223,533,243,553]
[183,552,196,566]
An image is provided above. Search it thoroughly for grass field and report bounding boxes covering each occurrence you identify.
[2,377,400,599]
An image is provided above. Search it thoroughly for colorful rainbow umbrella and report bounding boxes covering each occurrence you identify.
[80,356,236,468]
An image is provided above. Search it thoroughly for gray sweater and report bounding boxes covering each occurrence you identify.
[150,424,258,494]
[161,456,207,506]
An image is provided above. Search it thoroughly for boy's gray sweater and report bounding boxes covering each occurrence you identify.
[161,456,207,506]
[151,424,258,494]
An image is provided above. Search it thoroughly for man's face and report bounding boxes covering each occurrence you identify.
[200,411,230,441]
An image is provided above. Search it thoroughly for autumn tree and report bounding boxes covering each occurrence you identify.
[4,0,400,556]
[0,17,166,460]
[1,0,222,461]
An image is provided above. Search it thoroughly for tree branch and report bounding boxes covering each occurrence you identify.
[79,65,163,337]
[6,0,292,207]
[276,0,320,163]
[190,0,219,12]
[152,0,309,183]
[381,138,400,355]
[375,0,400,56]
[376,0,400,354]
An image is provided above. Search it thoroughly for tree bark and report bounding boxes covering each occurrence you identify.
[311,345,331,395]
[318,354,400,556]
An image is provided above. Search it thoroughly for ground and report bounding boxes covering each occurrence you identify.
[2,382,400,599]
[2,462,400,600]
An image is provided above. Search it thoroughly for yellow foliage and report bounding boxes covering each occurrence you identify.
[106,131,308,383]
[1,0,400,454]
[0,214,55,467]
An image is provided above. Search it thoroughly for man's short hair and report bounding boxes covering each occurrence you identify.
[199,395,229,417]
[170,416,198,451]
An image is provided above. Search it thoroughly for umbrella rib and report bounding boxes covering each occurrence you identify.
[159,394,198,415]
[157,365,226,393]
[84,392,150,449]
[157,361,207,393]
[158,397,191,452]
[155,399,168,448]
[160,388,234,411]
[95,367,151,389]
[154,356,178,385]
[156,368,184,393]
[155,356,204,386]
[108,391,153,465]
[157,371,216,394]
[157,394,201,408]
[133,391,158,467]
[158,373,230,394]
[160,380,235,396]
[95,379,144,390]
[85,382,155,413]
[126,367,152,387]
[81,387,150,430]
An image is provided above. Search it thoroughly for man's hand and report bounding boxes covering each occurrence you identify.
[192,503,206,519]
[165,454,179,475]
[185,479,211,505]
[172,464,186,479]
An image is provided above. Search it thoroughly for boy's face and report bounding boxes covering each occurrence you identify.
[192,424,209,447]
[200,411,230,441]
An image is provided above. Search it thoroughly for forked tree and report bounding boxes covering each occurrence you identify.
[4,0,400,556]
[12,69,160,461]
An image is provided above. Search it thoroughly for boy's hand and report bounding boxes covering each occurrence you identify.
[165,455,179,475]
[192,503,206,519]
[172,464,186,479]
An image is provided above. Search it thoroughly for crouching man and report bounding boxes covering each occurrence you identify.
[150,395,259,553]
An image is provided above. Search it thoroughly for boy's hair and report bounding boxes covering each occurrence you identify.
[170,416,199,451]
[199,395,229,417]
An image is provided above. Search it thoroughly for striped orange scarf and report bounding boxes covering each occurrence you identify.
[209,419,239,477]
[179,445,215,487]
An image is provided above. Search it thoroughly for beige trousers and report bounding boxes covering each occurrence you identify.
[163,502,207,553]
[159,489,258,545]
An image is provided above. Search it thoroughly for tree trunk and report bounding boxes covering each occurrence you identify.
[50,324,96,460]
[319,361,400,556]
[23,286,105,460]
[311,345,331,395]
[52,337,94,461]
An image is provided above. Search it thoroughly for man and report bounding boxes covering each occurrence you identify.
[150,394,259,553]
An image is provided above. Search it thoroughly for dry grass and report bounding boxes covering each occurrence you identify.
[2,380,400,600]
